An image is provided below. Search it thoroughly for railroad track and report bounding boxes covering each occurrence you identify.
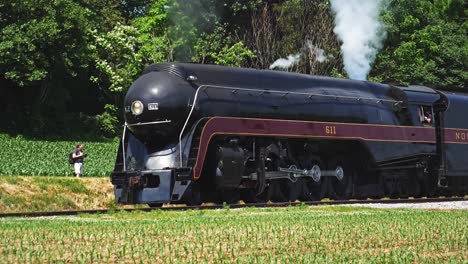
[1,197,466,218]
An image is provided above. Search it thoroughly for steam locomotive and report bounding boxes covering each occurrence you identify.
[111,63,468,206]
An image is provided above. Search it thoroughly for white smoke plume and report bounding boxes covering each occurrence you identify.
[306,40,334,63]
[269,54,301,70]
[330,0,388,80]
[269,41,331,70]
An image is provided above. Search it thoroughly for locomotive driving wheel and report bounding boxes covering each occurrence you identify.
[269,179,290,202]
[300,155,327,201]
[327,155,354,200]
[184,182,202,206]
[221,188,240,204]
[287,176,303,202]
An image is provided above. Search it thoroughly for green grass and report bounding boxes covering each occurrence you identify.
[0,134,119,176]
[32,177,91,194]
[0,176,118,213]
[0,196,26,207]
[0,206,466,263]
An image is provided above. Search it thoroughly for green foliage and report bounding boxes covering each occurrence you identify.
[229,0,263,14]
[132,0,170,64]
[193,23,255,67]
[0,207,466,262]
[0,0,134,138]
[214,41,256,67]
[432,0,465,21]
[0,134,118,176]
[95,104,120,137]
[0,0,466,145]
[89,23,142,95]
[249,0,341,75]
[372,0,467,88]
[0,0,94,85]
[164,0,200,62]
[192,23,227,64]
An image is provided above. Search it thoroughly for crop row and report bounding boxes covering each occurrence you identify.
[0,134,119,176]
[0,206,466,263]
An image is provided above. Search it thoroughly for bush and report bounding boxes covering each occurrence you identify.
[95,104,120,137]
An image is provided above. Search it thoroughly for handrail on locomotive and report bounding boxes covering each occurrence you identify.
[121,120,173,171]
[177,84,403,169]
[119,84,404,172]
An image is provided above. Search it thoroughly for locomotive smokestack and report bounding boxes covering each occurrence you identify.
[330,0,388,81]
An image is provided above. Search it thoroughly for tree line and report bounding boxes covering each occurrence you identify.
[0,0,466,137]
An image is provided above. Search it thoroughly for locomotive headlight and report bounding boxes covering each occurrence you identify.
[131,100,144,115]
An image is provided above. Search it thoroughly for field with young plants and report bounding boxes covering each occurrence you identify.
[0,134,119,176]
[0,206,466,263]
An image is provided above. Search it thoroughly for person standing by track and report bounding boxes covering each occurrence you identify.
[72,143,87,177]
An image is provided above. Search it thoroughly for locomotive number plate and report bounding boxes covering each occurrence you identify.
[325,125,337,135]
[148,103,159,110]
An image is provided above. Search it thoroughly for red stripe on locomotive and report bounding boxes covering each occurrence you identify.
[192,117,439,180]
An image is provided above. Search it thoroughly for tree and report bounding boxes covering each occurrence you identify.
[89,23,142,97]
[88,23,143,136]
[244,0,341,75]
[0,0,94,85]
[132,0,170,64]
[371,0,467,88]
[133,0,256,67]
[0,0,131,134]
[193,23,255,66]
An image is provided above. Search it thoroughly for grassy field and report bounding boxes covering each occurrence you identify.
[0,134,119,176]
[0,176,118,213]
[0,206,466,263]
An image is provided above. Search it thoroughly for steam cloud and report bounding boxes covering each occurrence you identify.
[269,54,301,70]
[306,40,333,63]
[269,41,331,70]
[330,0,387,80]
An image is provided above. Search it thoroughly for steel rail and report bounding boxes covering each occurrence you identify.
[0,197,466,218]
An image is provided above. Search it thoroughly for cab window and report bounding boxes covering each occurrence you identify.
[418,106,433,126]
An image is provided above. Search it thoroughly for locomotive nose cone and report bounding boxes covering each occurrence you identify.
[124,71,195,142]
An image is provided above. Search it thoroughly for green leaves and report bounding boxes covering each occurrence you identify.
[1,0,466,145]
[193,23,255,67]
[214,41,256,67]
[89,23,142,95]
[0,0,94,85]
[372,0,467,88]
[95,105,120,137]
[0,134,118,176]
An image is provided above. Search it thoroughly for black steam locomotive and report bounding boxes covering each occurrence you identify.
[111,63,468,206]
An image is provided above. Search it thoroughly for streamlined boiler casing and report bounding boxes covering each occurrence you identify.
[111,63,468,206]
[123,70,195,142]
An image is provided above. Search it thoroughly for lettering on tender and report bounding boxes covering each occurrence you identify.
[455,132,467,141]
